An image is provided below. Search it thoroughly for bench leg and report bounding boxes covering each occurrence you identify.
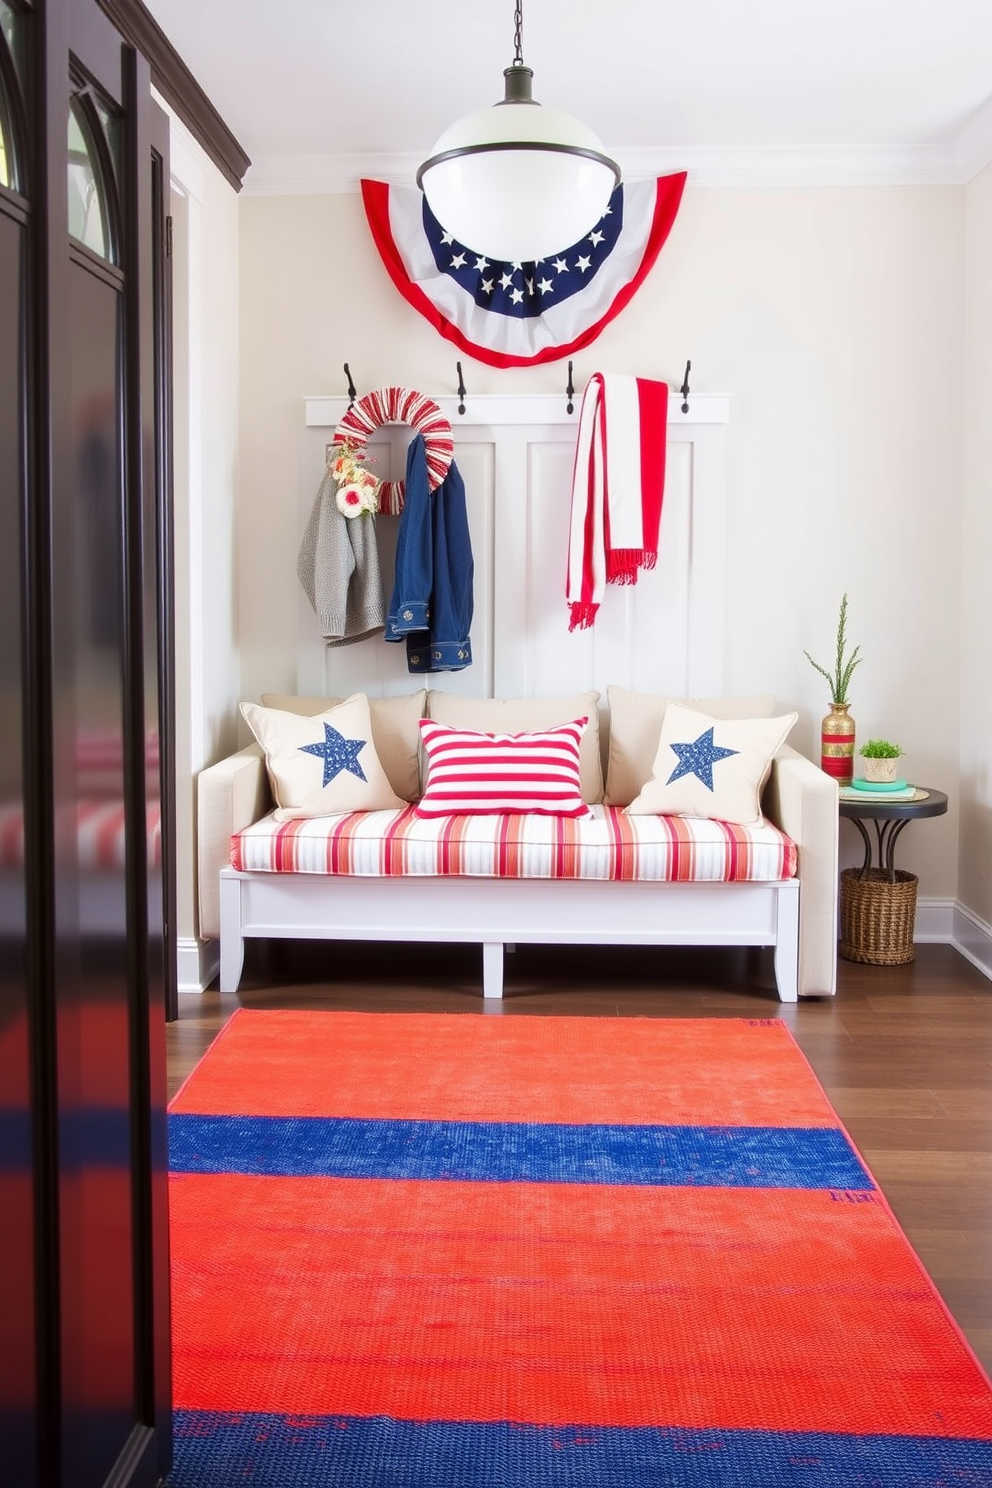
[482,942,504,999]
[773,884,800,1003]
[219,874,245,994]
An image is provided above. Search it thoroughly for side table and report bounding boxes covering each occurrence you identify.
[837,787,948,965]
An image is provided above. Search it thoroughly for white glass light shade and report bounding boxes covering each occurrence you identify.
[419,100,619,263]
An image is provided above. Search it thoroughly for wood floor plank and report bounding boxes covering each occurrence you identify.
[859,1150,992,1183]
[934,1088,992,1120]
[828,1087,950,1119]
[909,1229,992,1280]
[874,1180,992,1228]
[843,1118,992,1152]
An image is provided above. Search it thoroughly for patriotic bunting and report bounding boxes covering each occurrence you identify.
[360,173,687,368]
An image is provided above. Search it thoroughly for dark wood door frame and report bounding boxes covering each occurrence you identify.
[1,1,174,1483]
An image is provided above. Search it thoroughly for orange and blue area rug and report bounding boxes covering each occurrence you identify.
[167,1010,992,1485]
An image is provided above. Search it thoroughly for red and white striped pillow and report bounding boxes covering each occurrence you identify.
[415,717,590,818]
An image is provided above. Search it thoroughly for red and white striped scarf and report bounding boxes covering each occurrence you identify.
[565,372,669,631]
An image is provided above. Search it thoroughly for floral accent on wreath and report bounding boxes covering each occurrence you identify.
[328,440,381,519]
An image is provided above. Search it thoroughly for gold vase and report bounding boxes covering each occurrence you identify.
[821,702,855,784]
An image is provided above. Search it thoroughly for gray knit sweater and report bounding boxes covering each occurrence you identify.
[297,469,386,646]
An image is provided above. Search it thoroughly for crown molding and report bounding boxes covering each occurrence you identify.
[241,129,992,197]
[97,0,251,192]
[619,144,957,188]
[949,94,992,184]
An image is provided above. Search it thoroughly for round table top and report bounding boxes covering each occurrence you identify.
[838,787,948,822]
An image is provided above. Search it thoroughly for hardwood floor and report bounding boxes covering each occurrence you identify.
[167,939,992,1375]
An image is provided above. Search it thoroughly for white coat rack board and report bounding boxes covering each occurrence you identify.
[300,391,730,706]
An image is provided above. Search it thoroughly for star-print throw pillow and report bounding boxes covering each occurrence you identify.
[240,694,406,821]
[624,703,798,825]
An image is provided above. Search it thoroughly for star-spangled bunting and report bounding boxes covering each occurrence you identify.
[360,173,687,368]
[425,206,622,321]
[299,724,368,787]
[666,728,739,791]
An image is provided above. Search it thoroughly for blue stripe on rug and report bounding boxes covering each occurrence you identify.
[168,1411,992,1487]
[168,1113,872,1189]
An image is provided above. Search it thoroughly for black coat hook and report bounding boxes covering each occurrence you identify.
[343,363,357,406]
[456,361,467,416]
[680,359,692,414]
[566,361,575,415]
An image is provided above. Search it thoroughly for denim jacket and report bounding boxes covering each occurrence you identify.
[385,434,473,673]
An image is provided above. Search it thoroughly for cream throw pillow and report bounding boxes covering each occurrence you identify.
[605,686,778,806]
[260,690,426,802]
[625,703,798,825]
[241,694,405,821]
[427,690,604,803]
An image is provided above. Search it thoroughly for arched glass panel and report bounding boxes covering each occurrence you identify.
[0,100,9,192]
[68,95,112,260]
[0,0,18,192]
[93,92,121,183]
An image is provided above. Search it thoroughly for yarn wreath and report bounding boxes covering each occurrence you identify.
[331,386,454,515]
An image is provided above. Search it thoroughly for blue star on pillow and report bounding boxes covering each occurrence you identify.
[666,727,739,791]
[299,724,368,787]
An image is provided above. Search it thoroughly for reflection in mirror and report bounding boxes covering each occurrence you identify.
[0,170,31,1478]
[68,96,110,259]
[63,283,136,1452]
[0,2,17,59]
[0,0,17,86]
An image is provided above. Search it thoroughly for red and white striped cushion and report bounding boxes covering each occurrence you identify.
[415,717,590,819]
[231,805,797,883]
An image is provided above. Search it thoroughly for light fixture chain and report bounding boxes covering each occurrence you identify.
[513,0,524,66]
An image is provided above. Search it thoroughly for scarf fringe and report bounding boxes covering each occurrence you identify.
[606,548,659,585]
[568,601,599,632]
[565,373,668,627]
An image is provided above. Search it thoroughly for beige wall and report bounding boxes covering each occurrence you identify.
[960,161,992,926]
[237,184,964,898]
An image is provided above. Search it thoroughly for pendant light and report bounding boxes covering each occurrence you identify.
[416,0,620,264]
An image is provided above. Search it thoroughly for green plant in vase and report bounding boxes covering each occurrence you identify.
[804,593,862,783]
[859,738,903,784]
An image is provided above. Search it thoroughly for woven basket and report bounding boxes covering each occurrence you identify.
[839,868,918,965]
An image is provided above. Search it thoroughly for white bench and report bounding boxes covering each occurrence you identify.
[197,734,837,1003]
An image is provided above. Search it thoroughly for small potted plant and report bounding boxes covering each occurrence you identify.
[859,738,903,785]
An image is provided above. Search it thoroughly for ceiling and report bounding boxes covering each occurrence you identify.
[144,0,992,190]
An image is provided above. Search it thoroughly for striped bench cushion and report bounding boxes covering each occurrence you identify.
[231,805,797,883]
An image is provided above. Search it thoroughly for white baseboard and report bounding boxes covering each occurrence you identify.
[950,902,992,983]
[914,896,956,943]
[177,936,219,994]
[914,895,992,982]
